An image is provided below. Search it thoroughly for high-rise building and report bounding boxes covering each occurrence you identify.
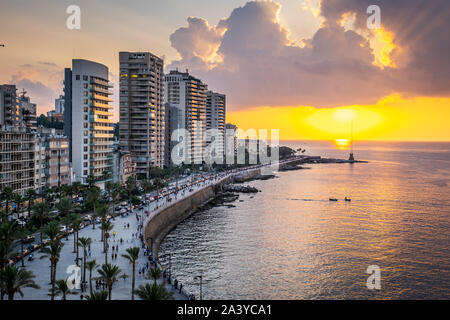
[0,84,20,127]
[206,91,226,161]
[18,90,37,131]
[225,123,238,160]
[164,70,207,166]
[0,126,35,195]
[64,59,114,189]
[119,52,165,177]
[55,95,65,114]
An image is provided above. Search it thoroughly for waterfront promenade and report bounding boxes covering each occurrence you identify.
[17,157,301,300]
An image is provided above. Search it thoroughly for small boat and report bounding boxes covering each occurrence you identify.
[345,197,352,202]
[329,198,338,202]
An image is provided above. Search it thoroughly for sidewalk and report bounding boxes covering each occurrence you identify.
[17,207,187,300]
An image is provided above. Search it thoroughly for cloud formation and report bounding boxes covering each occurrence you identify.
[10,63,63,115]
[168,0,450,110]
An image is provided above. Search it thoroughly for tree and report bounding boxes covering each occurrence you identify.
[141,179,152,195]
[13,194,24,220]
[121,247,140,300]
[86,260,98,295]
[69,213,83,263]
[125,177,136,200]
[97,263,122,300]
[0,220,22,272]
[78,237,92,289]
[101,221,113,264]
[86,290,108,300]
[87,187,101,229]
[25,189,36,220]
[146,267,162,285]
[40,238,64,300]
[57,197,73,240]
[0,265,39,300]
[54,279,76,300]
[32,202,49,245]
[95,204,109,241]
[1,187,14,217]
[134,283,173,301]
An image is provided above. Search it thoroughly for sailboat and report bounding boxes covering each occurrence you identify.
[348,120,355,162]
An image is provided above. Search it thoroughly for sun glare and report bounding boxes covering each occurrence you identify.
[334,139,351,150]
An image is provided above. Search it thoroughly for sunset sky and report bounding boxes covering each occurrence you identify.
[1,0,449,141]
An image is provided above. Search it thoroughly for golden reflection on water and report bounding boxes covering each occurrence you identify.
[334,139,351,150]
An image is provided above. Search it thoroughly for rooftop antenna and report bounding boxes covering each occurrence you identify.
[349,120,355,162]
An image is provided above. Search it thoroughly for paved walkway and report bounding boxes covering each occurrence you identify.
[16,157,300,300]
[17,207,187,300]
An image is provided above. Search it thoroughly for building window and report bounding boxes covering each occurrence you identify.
[76,75,80,80]
[83,75,88,81]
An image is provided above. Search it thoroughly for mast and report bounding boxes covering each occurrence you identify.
[349,120,355,161]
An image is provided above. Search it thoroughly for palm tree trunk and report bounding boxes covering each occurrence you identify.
[108,285,112,300]
[75,232,79,265]
[51,263,55,300]
[83,250,87,287]
[21,240,25,267]
[89,272,93,295]
[132,263,135,300]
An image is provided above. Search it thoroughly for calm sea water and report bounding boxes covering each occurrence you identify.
[159,141,450,299]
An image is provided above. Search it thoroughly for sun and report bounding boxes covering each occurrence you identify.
[332,109,356,122]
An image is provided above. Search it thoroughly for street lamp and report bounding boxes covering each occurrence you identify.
[194,275,203,300]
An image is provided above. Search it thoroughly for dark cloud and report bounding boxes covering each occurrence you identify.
[168,0,450,110]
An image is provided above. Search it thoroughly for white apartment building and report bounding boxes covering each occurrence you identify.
[164,70,208,166]
[64,59,114,189]
[206,91,226,161]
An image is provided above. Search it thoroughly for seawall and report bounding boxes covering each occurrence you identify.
[144,159,303,258]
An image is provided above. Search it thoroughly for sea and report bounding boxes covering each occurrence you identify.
[158,141,450,299]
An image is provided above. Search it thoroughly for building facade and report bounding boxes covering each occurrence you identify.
[0,85,21,127]
[112,146,137,186]
[206,91,226,162]
[64,59,114,189]
[164,70,208,166]
[119,52,165,178]
[18,90,37,131]
[34,127,69,192]
[0,126,35,195]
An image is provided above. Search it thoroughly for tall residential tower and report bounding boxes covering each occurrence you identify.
[119,52,165,177]
[64,59,114,189]
[164,70,207,166]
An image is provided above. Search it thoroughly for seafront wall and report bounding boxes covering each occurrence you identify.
[144,159,302,257]
[145,184,216,257]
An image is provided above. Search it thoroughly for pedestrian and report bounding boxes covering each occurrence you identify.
[115,253,117,260]
[179,283,183,293]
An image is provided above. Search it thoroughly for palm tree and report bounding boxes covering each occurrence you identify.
[86,290,108,300]
[54,279,76,300]
[146,267,162,285]
[0,220,22,272]
[134,283,173,300]
[141,179,152,196]
[32,202,49,245]
[121,247,140,300]
[0,265,39,300]
[40,239,64,300]
[87,187,101,229]
[13,194,24,220]
[78,237,92,288]
[126,177,136,200]
[95,204,108,241]
[25,189,36,219]
[57,197,73,240]
[97,263,122,300]
[69,213,83,262]
[86,174,96,189]
[1,187,14,217]
[86,260,98,295]
[101,221,114,264]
